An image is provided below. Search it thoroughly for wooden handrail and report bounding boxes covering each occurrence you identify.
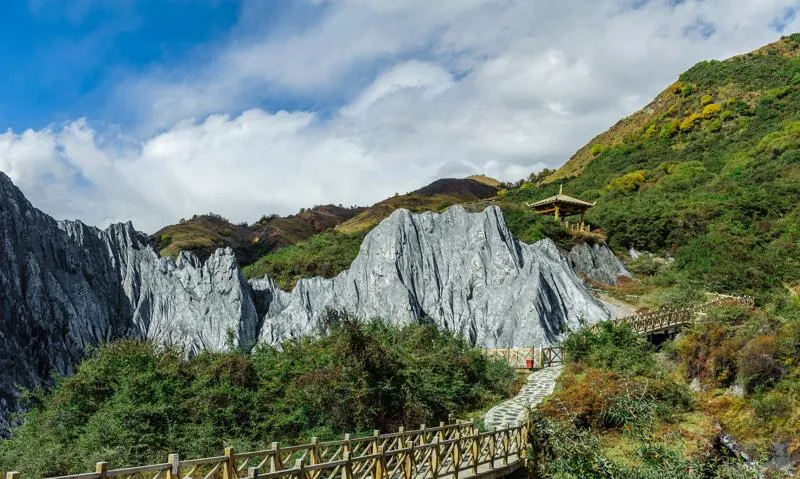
[486,293,754,369]
[30,420,526,479]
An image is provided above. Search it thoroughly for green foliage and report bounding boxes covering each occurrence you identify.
[679,112,703,131]
[701,94,713,106]
[0,317,516,477]
[591,143,607,156]
[659,119,679,139]
[243,231,366,290]
[493,201,573,246]
[606,170,648,193]
[702,103,722,118]
[562,322,655,376]
[674,298,800,456]
[530,319,762,478]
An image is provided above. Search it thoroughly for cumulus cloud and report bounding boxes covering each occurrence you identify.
[3,0,800,232]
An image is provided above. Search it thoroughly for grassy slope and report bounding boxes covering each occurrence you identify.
[243,178,503,289]
[524,35,800,473]
[507,34,800,301]
[152,205,361,267]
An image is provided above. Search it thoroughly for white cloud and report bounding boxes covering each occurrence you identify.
[3,0,800,233]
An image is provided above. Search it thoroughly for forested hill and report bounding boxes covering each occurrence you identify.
[507,34,800,300]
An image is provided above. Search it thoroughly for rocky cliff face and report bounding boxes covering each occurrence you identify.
[256,206,611,347]
[0,171,610,432]
[0,172,258,431]
[566,242,632,285]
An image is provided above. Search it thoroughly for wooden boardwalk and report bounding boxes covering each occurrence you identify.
[486,293,754,369]
[4,420,527,479]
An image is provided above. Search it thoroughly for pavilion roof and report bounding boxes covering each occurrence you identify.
[527,193,595,209]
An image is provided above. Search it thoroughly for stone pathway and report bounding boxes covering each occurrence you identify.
[483,365,562,429]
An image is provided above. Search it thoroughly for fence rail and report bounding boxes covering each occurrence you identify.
[4,418,527,479]
[486,293,754,369]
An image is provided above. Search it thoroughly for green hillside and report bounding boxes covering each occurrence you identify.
[511,34,800,301]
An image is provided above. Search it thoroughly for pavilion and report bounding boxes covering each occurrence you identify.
[525,185,595,226]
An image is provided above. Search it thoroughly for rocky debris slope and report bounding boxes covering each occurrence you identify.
[566,242,632,285]
[256,206,611,347]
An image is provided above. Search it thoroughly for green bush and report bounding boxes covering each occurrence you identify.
[562,322,655,376]
[243,231,366,290]
[0,317,516,477]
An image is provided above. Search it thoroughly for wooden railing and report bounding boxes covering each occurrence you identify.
[486,293,754,369]
[562,221,590,234]
[4,418,528,479]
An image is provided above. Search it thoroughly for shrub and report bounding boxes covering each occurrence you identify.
[591,144,607,156]
[659,119,679,139]
[561,322,655,376]
[700,94,713,106]
[607,170,648,193]
[702,103,722,119]
[737,334,782,392]
[679,112,702,131]
[0,320,516,477]
[720,110,735,121]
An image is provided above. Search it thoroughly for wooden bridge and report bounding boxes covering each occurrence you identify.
[486,293,754,370]
[3,418,528,479]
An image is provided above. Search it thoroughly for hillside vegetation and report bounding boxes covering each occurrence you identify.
[506,34,800,302]
[0,314,516,478]
[336,178,499,234]
[152,205,362,266]
[242,178,503,288]
[529,318,796,478]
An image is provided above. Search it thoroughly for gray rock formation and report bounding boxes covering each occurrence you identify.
[0,171,611,432]
[256,206,611,347]
[0,172,258,432]
[566,242,632,285]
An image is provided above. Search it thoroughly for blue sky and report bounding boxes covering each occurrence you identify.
[1,0,799,232]
[0,1,244,130]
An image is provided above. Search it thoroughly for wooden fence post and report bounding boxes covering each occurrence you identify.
[166,453,180,479]
[342,452,353,479]
[6,472,19,479]
[372,446,385,479]
[489,427,497,469]
[470,431,479,474]
[403,440,415,479]
[224,447,237,479]
[295,459,306,479]
[270,442,283,473]
[96,462,108,479]
[248,467,259,479]
[503,427,510,465]
[451,429,461,479]
[310,437,320,465]
[343,434,352,457]
[429,437,440,477]
[419,424,426,445]
[438,422,446,442]
[372,430,380,454]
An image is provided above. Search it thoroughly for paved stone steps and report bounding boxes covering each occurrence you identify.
[483,366,562,429]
